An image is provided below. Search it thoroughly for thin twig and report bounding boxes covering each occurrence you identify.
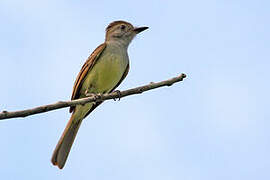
[0,73,186,120]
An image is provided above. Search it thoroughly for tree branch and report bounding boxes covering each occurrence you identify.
[0,73,186,120]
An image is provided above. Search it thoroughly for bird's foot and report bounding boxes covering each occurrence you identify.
[85,92,102,101]
[113,90,121,101]
[85,89,90,96]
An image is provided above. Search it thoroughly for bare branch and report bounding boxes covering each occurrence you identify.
[0,73,186,120]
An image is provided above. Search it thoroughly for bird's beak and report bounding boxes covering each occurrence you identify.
[133,26,149,34]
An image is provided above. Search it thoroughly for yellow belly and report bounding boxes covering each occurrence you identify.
[73,47,129,120]
[81,52,128,95]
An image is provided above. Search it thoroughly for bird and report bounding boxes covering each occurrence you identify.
[51,20,148,169]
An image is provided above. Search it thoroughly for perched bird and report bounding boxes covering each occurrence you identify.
[51,20,148,169]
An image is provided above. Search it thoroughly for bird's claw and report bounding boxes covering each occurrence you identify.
[86,93,102,105]
[86,93,102,100]
[113,90,121,101]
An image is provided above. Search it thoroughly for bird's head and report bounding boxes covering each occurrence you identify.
[105,20,148,46]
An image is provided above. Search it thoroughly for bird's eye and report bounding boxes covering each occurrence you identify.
[120,25,126,30]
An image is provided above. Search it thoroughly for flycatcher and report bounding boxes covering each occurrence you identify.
[51,20,148,169]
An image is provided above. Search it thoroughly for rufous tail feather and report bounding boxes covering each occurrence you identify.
[51,113,83,169]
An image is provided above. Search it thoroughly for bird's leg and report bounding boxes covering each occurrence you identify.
[85,90,102,105]
[112,90,121,101]
[85,89,90,96]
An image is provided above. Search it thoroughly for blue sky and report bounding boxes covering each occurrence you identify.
[0,0,269,179]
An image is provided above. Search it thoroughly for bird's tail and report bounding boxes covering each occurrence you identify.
[51,112,83,169]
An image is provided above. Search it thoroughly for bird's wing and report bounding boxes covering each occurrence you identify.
[69,43,106,113]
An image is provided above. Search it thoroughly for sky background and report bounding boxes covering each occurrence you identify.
[0,0,269,179]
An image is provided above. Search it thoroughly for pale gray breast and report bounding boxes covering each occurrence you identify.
[105,42,129,68]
